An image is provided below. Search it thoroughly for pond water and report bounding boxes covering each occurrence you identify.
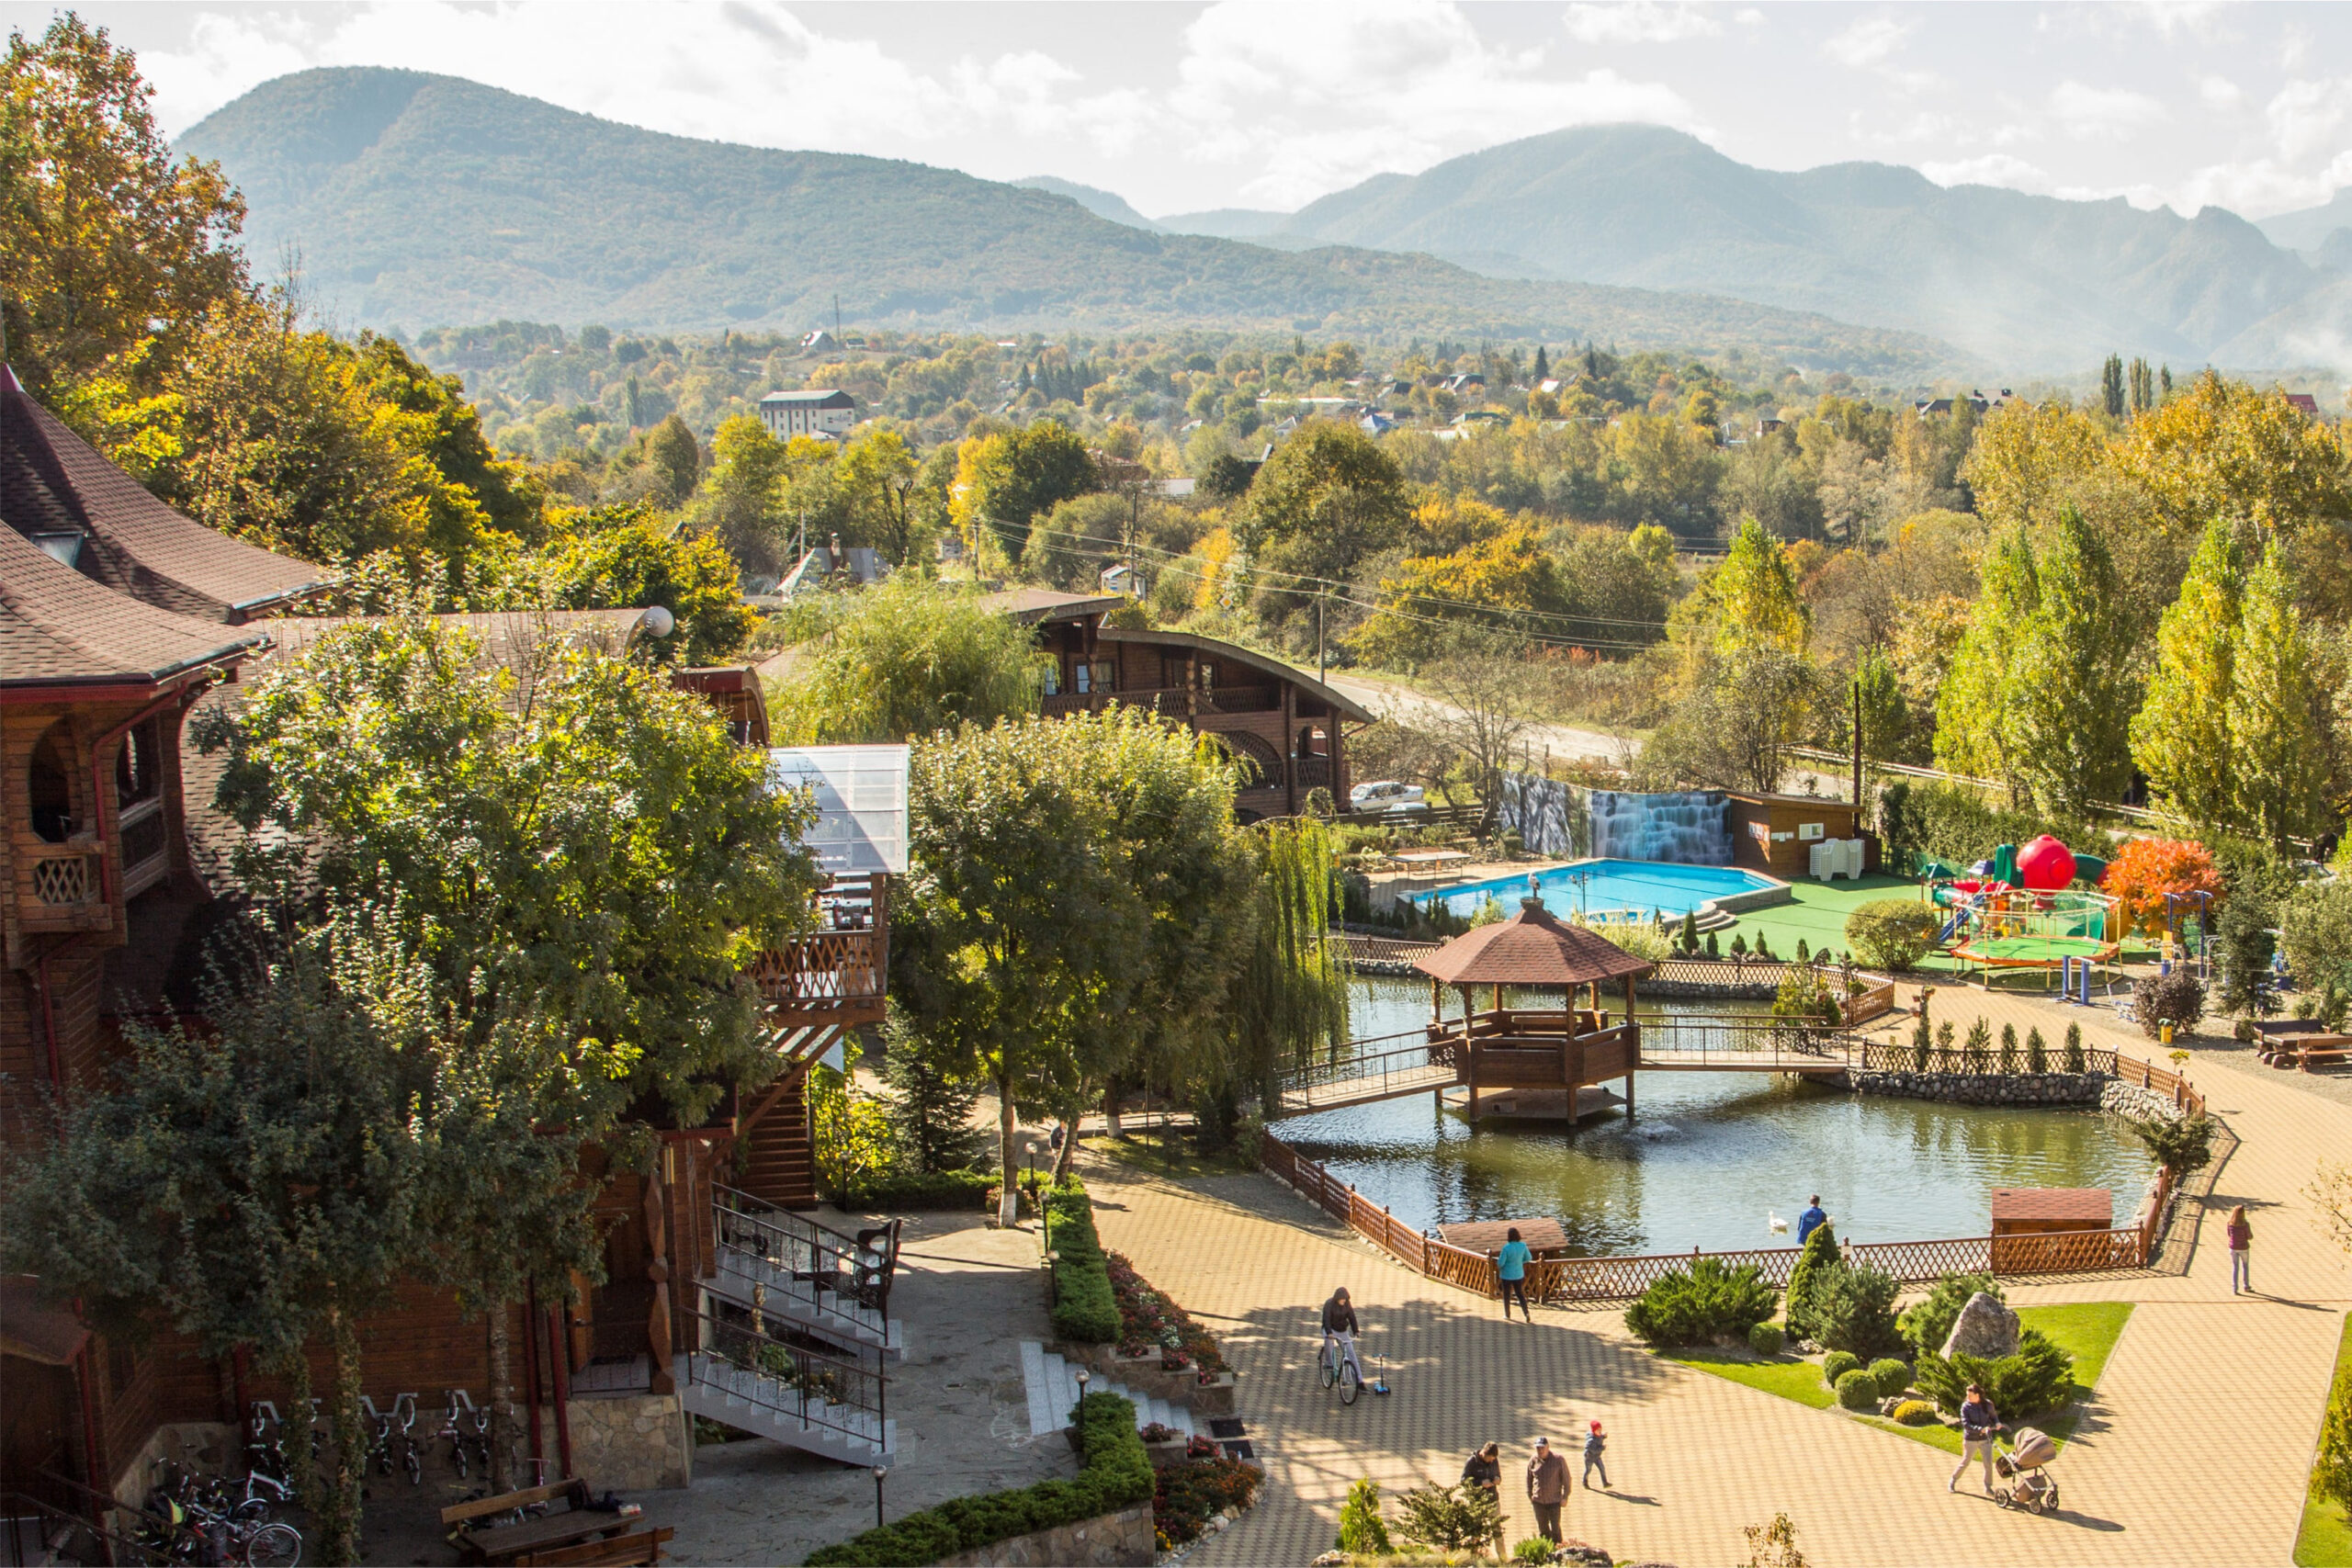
[1287,980,2152,1257]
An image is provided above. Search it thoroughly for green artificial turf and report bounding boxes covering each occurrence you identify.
[1668,1302,2135,1458]
[2295,1312,2352,1568]
[1712,873,2158,980]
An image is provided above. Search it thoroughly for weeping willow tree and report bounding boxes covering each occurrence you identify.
[1205,818,1351,1144]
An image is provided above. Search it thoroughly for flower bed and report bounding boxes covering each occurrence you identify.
[1153,1454,1261,1550]
[1107,1249,1229,1375]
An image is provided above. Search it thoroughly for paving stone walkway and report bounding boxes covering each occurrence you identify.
[1083,984,2352,1568]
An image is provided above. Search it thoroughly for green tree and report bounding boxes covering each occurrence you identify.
[1,917,424,1565]
[2100,354,2126,418]
[1713,516,1809,656]
[835,424,923,564]
[648,412,702,506]
[696,413,791,570]
[1936,525,2040,801]
[0,15,247,400]
[2227,539,2330,849]
[537,502,754,663]
[2013,505,2136,817]
[1240,420,1412,617]
[1225,820,1350,1120]
[770,578,1046,743]
[1852,648,1909,764]
[2132,517,2244,828]
[952,420,1096,567]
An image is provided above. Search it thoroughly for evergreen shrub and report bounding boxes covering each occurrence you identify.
[1623,1258,1778,1347]
[1747,1321,1785,1357]
[1835,1369,1880,1410]
[1046,1179,1121,1343]
[1811,1264,1904,1358]
[1913,1329,2075,1417]
[1869,1358,1913,1399]
[1821,1351,1861,1387]
[1844,900,1945,971]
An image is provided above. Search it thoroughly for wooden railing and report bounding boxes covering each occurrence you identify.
[1256,1049,2193,1300]
[1043,689,1189,719]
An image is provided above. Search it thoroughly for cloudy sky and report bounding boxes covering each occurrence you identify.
[17,0,2352,222]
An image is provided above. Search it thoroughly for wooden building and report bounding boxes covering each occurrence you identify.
[983,590,1374,820]
[1724,790,1878,877]
[2,370,894,1514]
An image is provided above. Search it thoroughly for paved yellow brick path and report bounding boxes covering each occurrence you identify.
[1088,986,2352,1568]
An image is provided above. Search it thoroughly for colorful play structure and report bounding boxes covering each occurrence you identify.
[1923,834,2126,989]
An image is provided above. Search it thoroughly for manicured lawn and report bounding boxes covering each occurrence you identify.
[1713,873,2158,978]
[2295,1312,2352,1567]
[1667,1302,2135,1459]
[1659,1346,1838,1408]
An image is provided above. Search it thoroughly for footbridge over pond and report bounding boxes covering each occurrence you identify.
[1272,1013,1861,1118]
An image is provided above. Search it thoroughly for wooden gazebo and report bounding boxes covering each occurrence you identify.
[1414,899,1656,1122]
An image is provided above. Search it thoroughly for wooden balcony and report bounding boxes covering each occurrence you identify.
[14,836,110,934]
[1040,685,1282,719]
[744,873,889,1029]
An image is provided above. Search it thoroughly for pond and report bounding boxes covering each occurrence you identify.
[1282,980,2153,1258]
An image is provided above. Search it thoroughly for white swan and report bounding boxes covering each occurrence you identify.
[1768,1212,1789,1234]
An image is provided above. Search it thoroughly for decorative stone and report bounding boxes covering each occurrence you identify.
[1941,1292,2020,1359]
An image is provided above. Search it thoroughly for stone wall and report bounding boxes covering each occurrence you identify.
[934,1503,1156,1568]
[1836,1068,2109,1106]
[535,1392,691,1492]
[2099,1079,2185,1122]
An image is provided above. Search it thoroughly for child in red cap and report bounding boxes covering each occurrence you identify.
[1581,1419,1609,1490]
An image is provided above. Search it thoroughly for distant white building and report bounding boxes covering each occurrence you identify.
[760,389,856,439]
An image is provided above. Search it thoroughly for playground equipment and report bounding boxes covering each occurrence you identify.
[1925,837,2124,990]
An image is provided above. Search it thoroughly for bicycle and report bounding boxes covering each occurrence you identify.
[1317,1331,1363,1405]
[391,1393,423,1487]
[438,1391,473,1480]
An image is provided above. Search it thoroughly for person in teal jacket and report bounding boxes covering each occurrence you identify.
[1496,1226,1532,1321]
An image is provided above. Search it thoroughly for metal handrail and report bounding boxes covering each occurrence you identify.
[711,1186,899,1326]
[679,1302,887,1446]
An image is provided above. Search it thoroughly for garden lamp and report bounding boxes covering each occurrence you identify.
[872,1463,888,1529]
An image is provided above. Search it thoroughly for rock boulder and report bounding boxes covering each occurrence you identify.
[1941,1291,2020,1359]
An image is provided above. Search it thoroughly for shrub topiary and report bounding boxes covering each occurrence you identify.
[1045,1179,1121,1343]
[1821,1350,1861,1388]
[1898,1273,2001,1359]
[1747,1321,1785,1357]
[2064,1021,2086,1073]
[1913,1328,2075,1417]
[2026,1027,2049,1073]
[1869,1358,1912,1399]
[1338,1477,1392,1555]
[2134,967,2207,1039]
[1623,1257,1779,1347]
[1784,1222,1841,1341]
[1811,1263,1904,1358]
[1845,899,1945,970]
[1891,1399,1939,1426]
[1835,1368,1880,1409]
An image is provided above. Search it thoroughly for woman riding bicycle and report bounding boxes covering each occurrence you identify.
[1321,1287,1363,1382]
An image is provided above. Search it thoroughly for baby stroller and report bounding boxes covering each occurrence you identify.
[1994,1427,2060,1514]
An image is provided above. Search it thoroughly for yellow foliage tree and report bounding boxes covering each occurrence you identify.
[1353,525,1566,668]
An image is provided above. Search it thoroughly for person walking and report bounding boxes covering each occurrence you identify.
[1796,1195,1829,1244]
[1526,1437,1569,1543]
[1580,1420,1610,1491]
[1497,1227,1532,1322]
[2227,1204,2253,1294]
[1950,1383,2001,1494]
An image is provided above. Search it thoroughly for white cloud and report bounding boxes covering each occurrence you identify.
[2047,80,2166,141]
[1561,3,1720,46]
[2265,76,2352,163]
[1920,152,2056,193]
[1822,17,1912,69]
[2199,75,2245,110]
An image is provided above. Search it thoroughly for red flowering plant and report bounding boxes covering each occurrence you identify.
[1152,1455,1262,1547]
[1105,1250,1229,1376]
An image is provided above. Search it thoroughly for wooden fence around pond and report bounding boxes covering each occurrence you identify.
[1258,1046,2201,1303]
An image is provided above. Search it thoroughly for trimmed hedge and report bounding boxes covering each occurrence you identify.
[1834,1369,1880,1410]
[1747,1321,1785,1357]
[804,1393,1151,1566]
[1046,1179,1121,1344]
[1868,1358,1912,1399]
[1821,1350,1860,1388]
[842,1168,1001,1212]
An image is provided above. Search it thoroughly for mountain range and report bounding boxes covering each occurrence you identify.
[1150,126,2352,372]
[175,69,1942,373]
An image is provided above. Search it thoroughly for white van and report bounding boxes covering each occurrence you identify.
[1350,780,1427,814]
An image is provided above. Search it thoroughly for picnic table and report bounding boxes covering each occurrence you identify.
[2251,1020,2352,1070]
[443,1480,642,1566]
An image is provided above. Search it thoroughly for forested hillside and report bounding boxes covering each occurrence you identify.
[175,68,1949,372]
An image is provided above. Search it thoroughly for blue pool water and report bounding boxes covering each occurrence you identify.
[1416,858,1773,922]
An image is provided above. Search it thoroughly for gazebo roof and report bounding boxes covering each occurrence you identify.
[1413,900,1655,987]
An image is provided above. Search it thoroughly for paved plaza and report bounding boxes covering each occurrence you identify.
[1083,983,2352,1568]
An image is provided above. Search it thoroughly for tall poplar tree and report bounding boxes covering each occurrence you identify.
[1935,524,2040,802]
[2101,354,2126,417]
[1713,515,1809,656]
[2228,540,2330,849]
[2015,505,2137,817]
[2131,517,2244,828]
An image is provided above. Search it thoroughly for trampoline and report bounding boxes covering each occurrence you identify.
[1951,934,2119,967]
[1946,888,2122,989]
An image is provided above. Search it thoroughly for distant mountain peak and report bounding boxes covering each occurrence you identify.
[1012,176,1162,233]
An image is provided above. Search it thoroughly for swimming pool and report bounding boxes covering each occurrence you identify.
[1415,858,1776,922]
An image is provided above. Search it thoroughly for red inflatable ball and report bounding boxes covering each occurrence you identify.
[2015,834,2077,892]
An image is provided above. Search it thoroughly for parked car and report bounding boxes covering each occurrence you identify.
[1351,780,1427,814]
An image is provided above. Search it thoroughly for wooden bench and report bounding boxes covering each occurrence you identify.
[442,1480,631,1566]
[514,1528,673,1566]
[2294,1039,2352,1071]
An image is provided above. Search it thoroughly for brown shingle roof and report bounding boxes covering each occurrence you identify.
[1413,900,1654,987]
[1,365,328,623]
[0,525,265,688]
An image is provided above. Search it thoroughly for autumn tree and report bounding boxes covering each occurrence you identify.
[0,15,247,399]
[2227,540,2331,849]
[2011,505,2136,817]
[951,419,1096,567]
[648,413,702,506]
[1240,419,1413,619]
[1936,525,2040,801]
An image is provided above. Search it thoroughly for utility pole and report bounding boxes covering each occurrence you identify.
[833,293,841,342]
[1850,672,1864,807]
[1317,590,1328,685]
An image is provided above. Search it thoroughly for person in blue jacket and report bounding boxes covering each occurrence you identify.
[1796,1195,1829,1244]
[1496,1226,1532,1322]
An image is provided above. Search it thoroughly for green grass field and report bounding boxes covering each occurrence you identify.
[2295,1312,2352,1568]
[1709,873,2157,980]
[1668,1302,2135,1458]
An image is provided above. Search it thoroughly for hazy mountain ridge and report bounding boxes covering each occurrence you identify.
[1164,125,2348,372]
[176,69,1951,373]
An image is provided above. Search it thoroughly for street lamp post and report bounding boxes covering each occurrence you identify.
[872,1464,888,1529]
[1074,1367,1091,1459]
